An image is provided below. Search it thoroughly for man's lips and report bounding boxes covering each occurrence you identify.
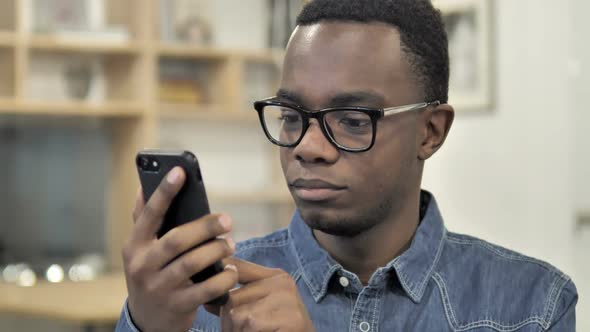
[289,178,347,201]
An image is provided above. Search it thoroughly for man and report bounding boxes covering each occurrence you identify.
[116,0,577,331]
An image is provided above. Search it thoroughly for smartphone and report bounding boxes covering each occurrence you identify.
[136,149,228,305]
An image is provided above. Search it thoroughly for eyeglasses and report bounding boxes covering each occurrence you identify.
[253,97,440,152]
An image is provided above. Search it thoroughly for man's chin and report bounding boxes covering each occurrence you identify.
[298,208,372,238]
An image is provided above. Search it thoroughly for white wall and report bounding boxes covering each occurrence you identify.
[210,0,269,49]
[571,0,590,328]
[422,0,588,328]
[572,0,590,211]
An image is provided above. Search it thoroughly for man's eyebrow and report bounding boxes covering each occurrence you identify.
[276,89,304,105]
[275,89,386,108]
[329,91,385,107]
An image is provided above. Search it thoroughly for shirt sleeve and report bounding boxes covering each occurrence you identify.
[114,299,142,332]
[546,279,578,331]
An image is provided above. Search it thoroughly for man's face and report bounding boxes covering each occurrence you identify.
[279,22,426,236]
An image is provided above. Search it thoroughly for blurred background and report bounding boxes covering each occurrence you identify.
[0,0,587,331]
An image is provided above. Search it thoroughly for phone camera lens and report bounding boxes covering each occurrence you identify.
[152,160,160,171]
[140,157,150,170]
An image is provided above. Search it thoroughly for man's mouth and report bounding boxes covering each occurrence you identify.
[289,178,347,202]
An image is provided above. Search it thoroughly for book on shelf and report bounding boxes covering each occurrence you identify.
[159,79,204,104]
[159,58,210,105]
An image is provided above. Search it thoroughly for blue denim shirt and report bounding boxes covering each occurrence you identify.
[116,192,577,331]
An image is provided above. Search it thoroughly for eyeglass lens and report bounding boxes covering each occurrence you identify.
[261,105,373,150]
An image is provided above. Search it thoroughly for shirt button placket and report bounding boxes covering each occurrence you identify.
[350,285,380,332]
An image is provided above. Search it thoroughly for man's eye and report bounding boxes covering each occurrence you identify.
[340,117,371,128]
[279,111,300,123]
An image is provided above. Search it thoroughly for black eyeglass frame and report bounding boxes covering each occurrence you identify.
[253,97,440,153]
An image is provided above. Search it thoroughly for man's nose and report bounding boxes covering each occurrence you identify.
[292,119,339,164]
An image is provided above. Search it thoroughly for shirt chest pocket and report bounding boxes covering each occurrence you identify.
[432,273,551,332]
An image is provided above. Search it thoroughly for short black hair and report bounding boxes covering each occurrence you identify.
[296,0,449,104]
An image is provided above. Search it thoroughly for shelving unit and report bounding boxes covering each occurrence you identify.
[0,1,300,329]
[158,103,259,122]
[0,48,15,99]
[27,36,144,54]
[0,0,290,275]
[0,32,16,47]
[0,100,144,117]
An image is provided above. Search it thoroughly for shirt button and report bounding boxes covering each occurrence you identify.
[359,321,371,332]
[339,276,350,287]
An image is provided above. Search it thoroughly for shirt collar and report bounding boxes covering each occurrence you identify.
[288,190,446,303]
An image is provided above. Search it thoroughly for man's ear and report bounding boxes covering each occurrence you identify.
[418,103,454,161]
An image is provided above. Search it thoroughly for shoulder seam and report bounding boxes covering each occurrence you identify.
[543,274,571,327]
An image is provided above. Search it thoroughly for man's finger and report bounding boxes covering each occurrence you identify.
[134,167,185,242]
[224,257,283,284]
[224,276,275,309]
[154,237,235,285]
[132,186,145,222]
[225,297,279,332]
[146,214,232,270]
[171,264,238,314]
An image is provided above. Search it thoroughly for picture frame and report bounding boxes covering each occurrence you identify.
[433,0,494,111]
[23,0,109,33]
[159,0,212,44]
[23,0,129,42]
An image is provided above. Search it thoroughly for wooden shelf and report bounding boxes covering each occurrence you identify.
[158,43,284,63]
[0,274,126,324]
[240,49,285,64]
[28,36,143,54]
[0,97,15,105]
[158,103,258,123]
[0,32,15,47]
[158,43,229,60]
[0,100,144,117]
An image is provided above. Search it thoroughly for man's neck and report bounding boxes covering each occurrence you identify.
[313,191,421,285]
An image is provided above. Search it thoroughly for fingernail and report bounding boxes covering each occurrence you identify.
[219,215,232,231]
[225,264,237,272]
[226,237,236,251]
[167,167,181,184]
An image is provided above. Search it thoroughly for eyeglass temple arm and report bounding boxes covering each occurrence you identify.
[382,101,440,116]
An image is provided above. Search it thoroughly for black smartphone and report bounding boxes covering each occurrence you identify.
[136,149,228,305]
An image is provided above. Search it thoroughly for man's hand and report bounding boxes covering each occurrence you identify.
[206,258,315,332]
[122,167,238,332]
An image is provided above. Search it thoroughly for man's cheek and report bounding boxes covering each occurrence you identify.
[280,150,290,175]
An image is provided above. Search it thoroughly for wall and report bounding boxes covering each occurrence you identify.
[571,0,590,328]
[209,0,269,49]
[572,0,590,213]
[422,0,588,329]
